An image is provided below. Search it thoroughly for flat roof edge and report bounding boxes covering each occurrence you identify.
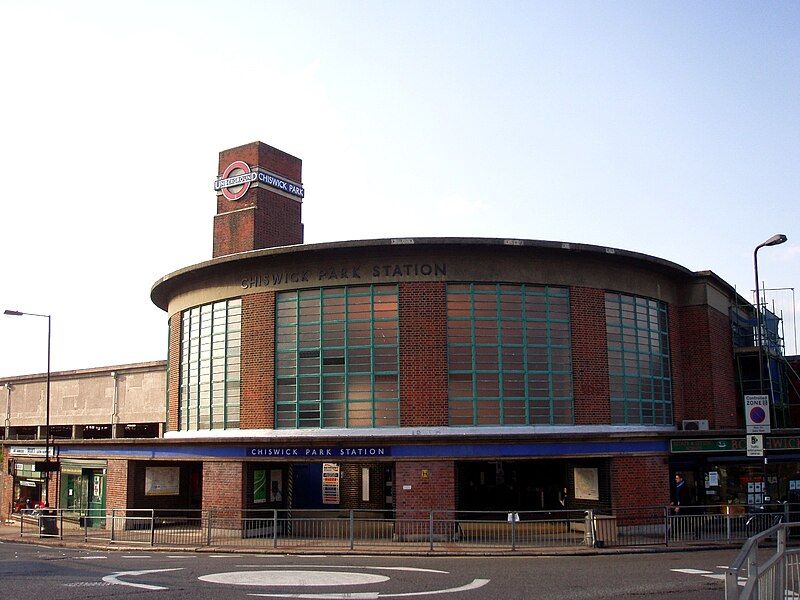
[150,237,700,310]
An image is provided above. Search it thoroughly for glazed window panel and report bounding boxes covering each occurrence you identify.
[275,286,399,428]
[179,298,242,431]
[605,292,672,425]
[447,284,574,426]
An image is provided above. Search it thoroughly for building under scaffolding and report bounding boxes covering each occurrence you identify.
[731,301,800,428]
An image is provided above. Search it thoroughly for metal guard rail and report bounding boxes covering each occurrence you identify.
[725,522,800,600]
[13,504,798,553]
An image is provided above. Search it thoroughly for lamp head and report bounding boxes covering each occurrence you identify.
[3,310,23,316]
[763,234,788,247]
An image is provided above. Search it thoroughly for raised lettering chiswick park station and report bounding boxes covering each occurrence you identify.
[2,140,798,531]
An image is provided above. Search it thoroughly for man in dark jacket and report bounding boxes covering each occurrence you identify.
[671,472,700,538]
[671,472,693,514]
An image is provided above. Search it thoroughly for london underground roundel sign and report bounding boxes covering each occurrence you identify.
[214,161,257,201]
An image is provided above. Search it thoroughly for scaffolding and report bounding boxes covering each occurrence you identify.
[731,299,800,428]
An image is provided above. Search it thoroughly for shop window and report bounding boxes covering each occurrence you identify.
[605,292,672,425]
[179,298,241,431]
[446,284,574,426]
[275,286,399,428]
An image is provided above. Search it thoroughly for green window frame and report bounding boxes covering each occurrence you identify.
[605,292,672,425]
[179,298,241,431]
[446,283,574,426]
[275,285,399,428]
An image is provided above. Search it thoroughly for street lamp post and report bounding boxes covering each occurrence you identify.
[3,310,52,506]
[752,234,788,504]
[753,234,788,394]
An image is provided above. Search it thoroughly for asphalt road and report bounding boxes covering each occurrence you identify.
[0,541,741,599]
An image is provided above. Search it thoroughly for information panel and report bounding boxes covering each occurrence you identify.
[322,463,340,505]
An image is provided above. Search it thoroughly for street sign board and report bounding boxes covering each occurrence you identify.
[745,395,771,433]
[747,434,764,457]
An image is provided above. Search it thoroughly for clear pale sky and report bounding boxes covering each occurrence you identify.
[1,1,798,376]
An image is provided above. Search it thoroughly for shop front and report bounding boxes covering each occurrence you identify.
[669,435,800,512]
[7,446,50,512]
[58,459,107,526]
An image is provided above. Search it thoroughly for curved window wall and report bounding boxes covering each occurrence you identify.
[179,299,241,430]
[447,284,574,426]
[605,292,672,425]
[275,285,399,428]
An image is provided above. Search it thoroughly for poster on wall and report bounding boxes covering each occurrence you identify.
[573,467,600,501]
[322,463,340,505]
[145,467,180,496]
[254,470,267,503]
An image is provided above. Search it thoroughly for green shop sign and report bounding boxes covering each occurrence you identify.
[671,436,800,453]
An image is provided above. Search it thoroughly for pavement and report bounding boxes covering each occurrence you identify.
[0,518,741,557]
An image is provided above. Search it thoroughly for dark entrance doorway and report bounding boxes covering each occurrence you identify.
[457,460,568,512]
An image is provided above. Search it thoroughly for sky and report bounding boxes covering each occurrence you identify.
[0,1,798,376]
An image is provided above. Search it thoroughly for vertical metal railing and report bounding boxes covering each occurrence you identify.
[12,504,800,556]
[725,522,800,600]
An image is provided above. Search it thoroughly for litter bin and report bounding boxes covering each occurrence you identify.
[590,515,618,547]
[39,510,58,537]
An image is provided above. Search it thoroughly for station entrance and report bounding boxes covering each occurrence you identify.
[457,460,569,512]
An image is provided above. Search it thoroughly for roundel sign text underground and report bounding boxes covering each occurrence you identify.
[214,162,305,201]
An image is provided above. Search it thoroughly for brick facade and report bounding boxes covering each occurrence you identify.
[338,463,389,510]
[610,455,670,512]
[399,282,448,427]
[241,292,275,429]
[202,461,244,514]
[106,459,130,512]
[675,305,737,428]
[571,287,611,424]
[213,141,303,257]
[1,466,12,521]
[395,461,455,515]
[668,305,686,428]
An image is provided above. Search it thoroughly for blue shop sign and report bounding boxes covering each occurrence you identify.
[246,446,389,458]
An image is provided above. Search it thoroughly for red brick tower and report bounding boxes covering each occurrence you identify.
[213,141,304,257]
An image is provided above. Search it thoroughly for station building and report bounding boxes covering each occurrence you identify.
[2,140,799,521]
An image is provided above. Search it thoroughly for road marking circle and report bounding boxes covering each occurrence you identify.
[200,570,389,587]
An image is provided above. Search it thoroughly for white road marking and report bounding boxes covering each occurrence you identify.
[252,594,378,599]
[673,568,748,587]
[248,577,491,598]
[76,556,107,560]
[234,565,448,574]
[167,555,189,559]
[210,554,241,558]
[102,568,183,591]
[671,568,713,574]
[200,570,390,587]
[122,555,152,558]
